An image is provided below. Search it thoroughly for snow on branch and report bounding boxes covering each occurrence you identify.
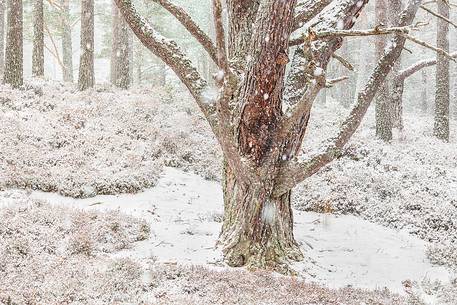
[293,0,333,32]
[151,0,218,64]
[212,0,228,73]
[114,0,216,126]
[397,51,457,80]
[275,0,424,196]
[420,4,457,29]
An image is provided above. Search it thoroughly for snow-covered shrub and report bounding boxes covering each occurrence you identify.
[426,243,457,270]
[0,199,151,304]
[0,82,221,198]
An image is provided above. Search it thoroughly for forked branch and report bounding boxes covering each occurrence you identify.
[275,0,424,196]
[151,0,218,64]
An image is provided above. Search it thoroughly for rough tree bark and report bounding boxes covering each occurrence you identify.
[388,0,403,129]
[78,0,95,90]
[0,0,5,76]
[375,0,393,141]
[3,0,23,88]
[32,0,44,77]
[61,0,73,82]
[111,1,130,89]
[434,0,450,141]
[115,0,422,273]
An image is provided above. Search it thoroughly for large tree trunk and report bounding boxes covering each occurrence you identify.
[3,0,23,88]
[111,1,130,89]
[434,0,450,141]
[78,0,95,90]
[0,0,5,77]
[219,163,302,273]
[61,0,73,82]
[374,0,392,141]
[32,0,44,77]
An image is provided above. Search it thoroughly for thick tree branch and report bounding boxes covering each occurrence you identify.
[114,0,216,124]
[212,0,228,72]
[293,0,334,31]
[151,0,218,64]
[275,0,423,196]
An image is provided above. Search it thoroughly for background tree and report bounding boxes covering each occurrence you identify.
[32,0,45,77]
[115,0,423,272]
[434,0,450,141]
[375,0,393,141]
[111,1,130,89]
[0,0,5,77]
[78,0,95,90]
[3,0,23,88]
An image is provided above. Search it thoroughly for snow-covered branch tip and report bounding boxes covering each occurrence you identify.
[151,0,218,64]
[420,4,457,29]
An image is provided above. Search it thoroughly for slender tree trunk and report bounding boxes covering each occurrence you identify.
[128,30,134,85]
[421,68,428,113]
[389,0,403,130]
[3,0,23,88]
[61,0,73,82]
[32,0,44,77]
[111,1,130,89]
[375,0,392,141]
[0,0,5,77]
[434,0,450,141]
[78,0,94,90]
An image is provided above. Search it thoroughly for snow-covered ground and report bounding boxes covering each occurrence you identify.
[1,168,455,304]
[1,81,456,304]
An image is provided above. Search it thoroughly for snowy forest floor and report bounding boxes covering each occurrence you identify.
[0,81,456,304]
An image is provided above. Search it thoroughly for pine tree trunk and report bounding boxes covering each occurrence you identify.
[374,0,392,141]
[32,0,44,77]
[111,1,130,89]
[421,68,428,113]
[434,0,450,141]
[219,163,302,274]
[78,0,94,90]
[0,0,5,77]
[3,0,23,88]
[61,0,73,82]
[388,0,403,130]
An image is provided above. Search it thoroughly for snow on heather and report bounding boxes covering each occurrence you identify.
[0,82,221,198]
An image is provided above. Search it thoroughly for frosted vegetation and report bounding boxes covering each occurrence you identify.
[1,0,457,303]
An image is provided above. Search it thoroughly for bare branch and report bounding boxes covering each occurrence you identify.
[403,32,456,61]
[326,75,349,87]
[420,4,457,28]
[332,53,354,71]
[151,0,218,64]
[212,0,228,72]
[275,0,423,196]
